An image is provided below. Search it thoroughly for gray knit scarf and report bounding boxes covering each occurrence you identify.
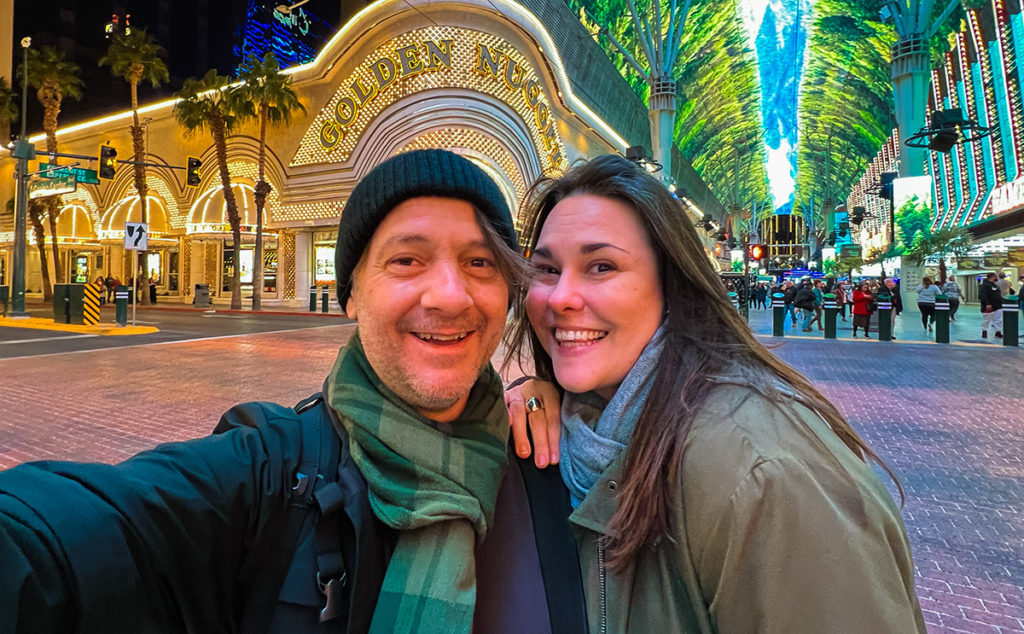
[560,325,665,508]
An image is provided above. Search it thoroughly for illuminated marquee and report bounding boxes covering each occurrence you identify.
[295,26,566,171]
[990,176,1024,216]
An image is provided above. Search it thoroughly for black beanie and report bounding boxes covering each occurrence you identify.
[335,149,518,307]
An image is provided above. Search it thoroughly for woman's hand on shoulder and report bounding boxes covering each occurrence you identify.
[505,377,562,468]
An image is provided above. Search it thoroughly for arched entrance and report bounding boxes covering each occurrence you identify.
[187,181,278,300]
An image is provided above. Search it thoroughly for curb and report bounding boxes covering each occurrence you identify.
[0,317,159,336]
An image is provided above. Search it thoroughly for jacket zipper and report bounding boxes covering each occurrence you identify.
[597,536,608,634]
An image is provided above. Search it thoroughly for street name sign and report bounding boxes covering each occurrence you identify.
[29,175,77,200]
[39,162,100,185]
[125,222,148,251]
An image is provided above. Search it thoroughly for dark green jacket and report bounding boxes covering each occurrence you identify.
[570,384,925,633]
[0,400,586,633]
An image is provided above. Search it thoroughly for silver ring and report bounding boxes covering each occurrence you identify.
[525,396,544,412]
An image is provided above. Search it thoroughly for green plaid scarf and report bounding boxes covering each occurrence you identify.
[325,330,509,633]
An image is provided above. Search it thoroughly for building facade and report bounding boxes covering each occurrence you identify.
[1,0,725,306]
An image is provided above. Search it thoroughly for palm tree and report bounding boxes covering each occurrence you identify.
[17,45,83,293]
[26,200,53,300]
[174,70,244,309]
[100,29,169,304]
[902,226,973,282]
[235,53,305,310]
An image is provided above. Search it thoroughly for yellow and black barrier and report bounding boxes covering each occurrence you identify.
[83,282,101,325]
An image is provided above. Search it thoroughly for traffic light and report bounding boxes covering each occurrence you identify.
[879,172,897,203]
[186,157,202,187]
[98,144,117,180]
[748,243,765,260]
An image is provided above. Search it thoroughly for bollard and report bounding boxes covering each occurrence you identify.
[114,287,129,326]
[321,285,330,313]
[728,292,739,312]
[875,293,892,341]
[823,294,837,339]
[83,283,101,326]
[309,284,318,312]
[1002,296,1019,347]
[771,292,786,337]
[934,294,950,343]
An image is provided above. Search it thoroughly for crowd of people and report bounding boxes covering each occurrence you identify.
[735,271,1022,340]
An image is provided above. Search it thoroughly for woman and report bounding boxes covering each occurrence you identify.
[505,155,923,632]
[916,276,941,332]
[852,282,875,338]
[835,280,849,321]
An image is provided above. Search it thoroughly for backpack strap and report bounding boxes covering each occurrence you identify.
[233,393,342,634]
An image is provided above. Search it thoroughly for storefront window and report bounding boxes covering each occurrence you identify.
[240,248,255,285]
[314,245,335,285]
[74,255,89,283]
[168,249,179,292]
[146,252,162,284]
[263,248,277,292]
[223,245,235,293]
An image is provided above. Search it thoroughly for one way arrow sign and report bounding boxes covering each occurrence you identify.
[125,222,148,251]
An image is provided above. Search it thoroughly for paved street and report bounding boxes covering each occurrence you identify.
[0,316,1021,632]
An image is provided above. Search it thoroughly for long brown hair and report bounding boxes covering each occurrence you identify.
[505,155,901,571]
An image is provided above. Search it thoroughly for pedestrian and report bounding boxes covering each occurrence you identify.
[148,273,158,304]
[835,280,849,321]
[852,281,875,338]
[104,273,116,303]
[916,277,941,332]
[808,279,825,331]
[0,149,583,632]
[942,275,963,321]
[980,272,1004,339]
[504,154,924,632]
[881,277,902,340]
[794,279,817,332]
[782,279,798,328]
[94,276,107,306]
[756,283,769,310]
[996,272,1011,296]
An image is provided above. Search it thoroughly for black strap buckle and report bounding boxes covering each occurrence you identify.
[316,571,348,623]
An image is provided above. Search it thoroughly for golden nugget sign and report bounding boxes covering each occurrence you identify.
[317,37,563,165]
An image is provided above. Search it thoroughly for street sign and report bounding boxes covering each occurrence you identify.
[39,163,100,185]
[29,175,77,200]
[125,222,148,251]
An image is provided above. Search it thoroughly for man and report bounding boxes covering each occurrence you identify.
[0,150,581,633]
[793,279,817,332]
[782,279,799,327]
[979,272,1003,339]
[880,277,903,340]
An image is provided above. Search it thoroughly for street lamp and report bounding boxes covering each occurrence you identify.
[275,0,311,14]
[10,36,34,317]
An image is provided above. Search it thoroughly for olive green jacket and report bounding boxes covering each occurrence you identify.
[568,384,926,633]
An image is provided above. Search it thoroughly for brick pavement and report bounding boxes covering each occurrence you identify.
[1,324,1022,631]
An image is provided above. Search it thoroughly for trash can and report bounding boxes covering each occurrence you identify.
[194,283,211,308]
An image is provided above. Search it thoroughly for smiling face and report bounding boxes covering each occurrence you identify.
[345,197,509,422]
[526,194,664,401]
